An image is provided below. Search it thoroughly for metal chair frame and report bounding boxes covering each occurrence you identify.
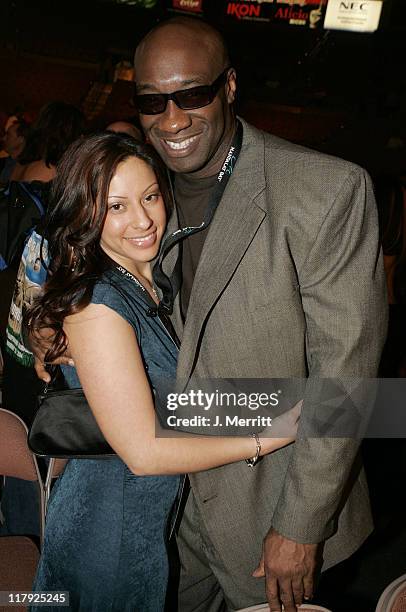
[0,408,66,547]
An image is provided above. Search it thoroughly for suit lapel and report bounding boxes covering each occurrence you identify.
[177,121,267,379]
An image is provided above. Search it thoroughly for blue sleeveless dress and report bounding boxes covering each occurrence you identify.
[31,268,181,612]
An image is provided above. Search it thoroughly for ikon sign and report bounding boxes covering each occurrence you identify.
[324,0,383,32]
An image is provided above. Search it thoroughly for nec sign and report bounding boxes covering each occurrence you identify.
[339,2,368,9]
[324,0,383,32]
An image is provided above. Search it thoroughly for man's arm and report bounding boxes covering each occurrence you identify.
[27,326,74,382]
[256,166,388,611]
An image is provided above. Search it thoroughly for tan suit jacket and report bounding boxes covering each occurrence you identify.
[164,119,387,597]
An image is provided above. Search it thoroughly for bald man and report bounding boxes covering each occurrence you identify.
[133,17,387,612]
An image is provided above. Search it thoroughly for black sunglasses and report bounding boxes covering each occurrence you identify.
[134,68,231,116]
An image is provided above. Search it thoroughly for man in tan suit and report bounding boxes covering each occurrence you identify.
[133,16,387,612]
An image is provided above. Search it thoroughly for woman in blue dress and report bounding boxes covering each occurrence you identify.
[27,132,300,612]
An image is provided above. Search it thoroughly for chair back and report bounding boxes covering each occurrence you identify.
[0,535,40,611]
[0,408,42,481]
[376,574,406,611]
[0,408,68,546]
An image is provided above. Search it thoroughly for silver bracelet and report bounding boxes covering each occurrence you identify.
[246,433,261,468]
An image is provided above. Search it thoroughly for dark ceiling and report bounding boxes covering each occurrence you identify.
[1,0,405,174]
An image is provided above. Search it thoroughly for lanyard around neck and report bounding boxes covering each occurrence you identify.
[152,120,243,316]
[112,263,180,348]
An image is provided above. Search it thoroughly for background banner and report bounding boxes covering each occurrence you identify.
[324,0,384,32]
[222,0,328,28]
[171,0,203,13]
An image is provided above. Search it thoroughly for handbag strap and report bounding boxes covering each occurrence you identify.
[39,365,67,398]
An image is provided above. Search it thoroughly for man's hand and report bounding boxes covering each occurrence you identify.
[252,528,319,612]
[29,327,74,382]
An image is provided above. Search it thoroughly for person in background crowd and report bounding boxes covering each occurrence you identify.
[130,17,387,612]
[0,115,19,157]
[0,111,8,154]
[361,174,406,552]
[0,101,86,539]
[10,101,86,183]
[106,119,143,141]
[3,100,86,423]
[376,174,406,376]
[362,173,406,606]
[0,116,31,184]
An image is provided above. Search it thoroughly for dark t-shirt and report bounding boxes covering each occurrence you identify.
[174,172,218,319]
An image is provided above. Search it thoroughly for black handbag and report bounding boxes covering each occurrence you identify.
[28,372,115,458]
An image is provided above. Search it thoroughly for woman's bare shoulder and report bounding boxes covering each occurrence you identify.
[64,302,118,327]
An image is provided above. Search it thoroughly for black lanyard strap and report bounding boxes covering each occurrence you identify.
[112,263,180,348]
[152,120,243,316]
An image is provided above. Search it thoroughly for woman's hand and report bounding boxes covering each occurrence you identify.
[63,301,302,476]
[260,399,302,455]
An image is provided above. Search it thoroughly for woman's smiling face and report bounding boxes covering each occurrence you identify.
[100,156,166,276]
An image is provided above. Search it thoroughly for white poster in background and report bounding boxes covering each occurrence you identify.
[324,0,383,32]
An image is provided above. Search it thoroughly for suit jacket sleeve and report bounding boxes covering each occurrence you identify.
[270,166,388,543]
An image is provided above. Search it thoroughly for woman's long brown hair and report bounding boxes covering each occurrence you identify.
[26,131,172,361]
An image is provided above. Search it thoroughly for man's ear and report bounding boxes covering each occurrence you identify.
[226,68,237,105]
